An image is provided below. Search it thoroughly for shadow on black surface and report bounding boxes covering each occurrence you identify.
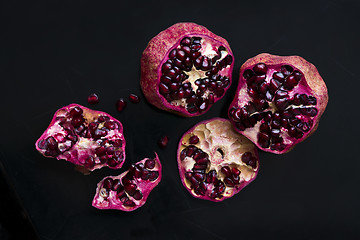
[0,170,38,240]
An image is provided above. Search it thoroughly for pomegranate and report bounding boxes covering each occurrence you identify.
[228,53,328,154]
[177,118,259,202]
[92,153,161,211]
[141,22,234,117]
[35,104,126,173]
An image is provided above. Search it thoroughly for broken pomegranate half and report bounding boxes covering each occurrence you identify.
[177,118,259,202]
[228,53,328,154]
[92,153,161,211]
[35,104,126,173]
[141,22,234,116]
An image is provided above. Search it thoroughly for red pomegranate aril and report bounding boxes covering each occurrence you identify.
[69,106,83,117]
[273,72,285,81]
[253,63,267,75]
[159,83,170,95]
[149,171,159,181]
[116,98,127,112]
[281,65,293,76]
[162,63,172,73]
[129,94,141,103]
[87,93,99,105]
[158,135,169,148]
[221,166,231,177]
[145,159,155,169]
[133,190,143,200]
[189,135,199,144]
[103,178,114,190]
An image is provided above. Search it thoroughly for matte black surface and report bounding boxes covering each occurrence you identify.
[1,0,359,239]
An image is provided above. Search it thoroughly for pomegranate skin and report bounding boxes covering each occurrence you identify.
[35,104,126,173]
[228,53,328,154]
[177,118,259,202]
[92,153,162,212]
[141,22,234,117]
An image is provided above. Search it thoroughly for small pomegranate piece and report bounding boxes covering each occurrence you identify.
[177,118,259,202]
[228,54,328,154]
[35,104,126,173]
[92,153,161,211]
[129,94,141,103]
[116,98,127,112]
[87,93,99,104]
[141,22,234,117]
[158,135,169,148]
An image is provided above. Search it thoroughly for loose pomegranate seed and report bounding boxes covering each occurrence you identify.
[129,94,141,103]
[158,135,168,148]
[87,93,99,104]
[116,98,127,112]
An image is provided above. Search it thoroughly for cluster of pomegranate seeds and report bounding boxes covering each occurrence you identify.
[178,119,259,202]
[99,159,159,207]
[180,144,254,200]
[93,155,161,211]
[159,36,232,114]
[87,93,99,104]
[116,98,127,112]
[229,63,318,152]
[129,94,141,103]
[158,135,169,148]
[36,105,126,171]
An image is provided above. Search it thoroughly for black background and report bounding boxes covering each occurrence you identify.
[1,0,359,239]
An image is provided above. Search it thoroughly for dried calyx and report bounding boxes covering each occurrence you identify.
[229,53,328,154]
[92,153,161,211]
[35,104,126,173]
[177,118,259,201]
[141,22,234,117]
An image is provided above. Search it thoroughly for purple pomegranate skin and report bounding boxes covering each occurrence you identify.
[35,104,126,173]
[177,118,259,202]
[141,22,234,117]
[228,53,328,154]
[92,153,162,211]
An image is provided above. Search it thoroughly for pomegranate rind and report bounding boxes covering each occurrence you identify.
[141,22,234,117]
[177,118,259,202]
[229,53,328,154]
[35,104,126,172]
[92,153,162,212]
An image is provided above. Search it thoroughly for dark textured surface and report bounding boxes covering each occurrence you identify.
[0,0,359,239]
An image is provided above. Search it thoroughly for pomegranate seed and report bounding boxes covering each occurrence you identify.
[84,156,95,168]
[129,94,140,103]
[180,37,191,46]
[253,63,267,75]
[149,171,159,181]
[189,135,199,144]
[116,98,127,112]
[232,168,241,176]
[103,178,114,190]
[87,93,99,104]
[158,135,169,148]
[133,190,143,200]
[145,159,155,169]
[69,106,83,117]
[221,166,231,177]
